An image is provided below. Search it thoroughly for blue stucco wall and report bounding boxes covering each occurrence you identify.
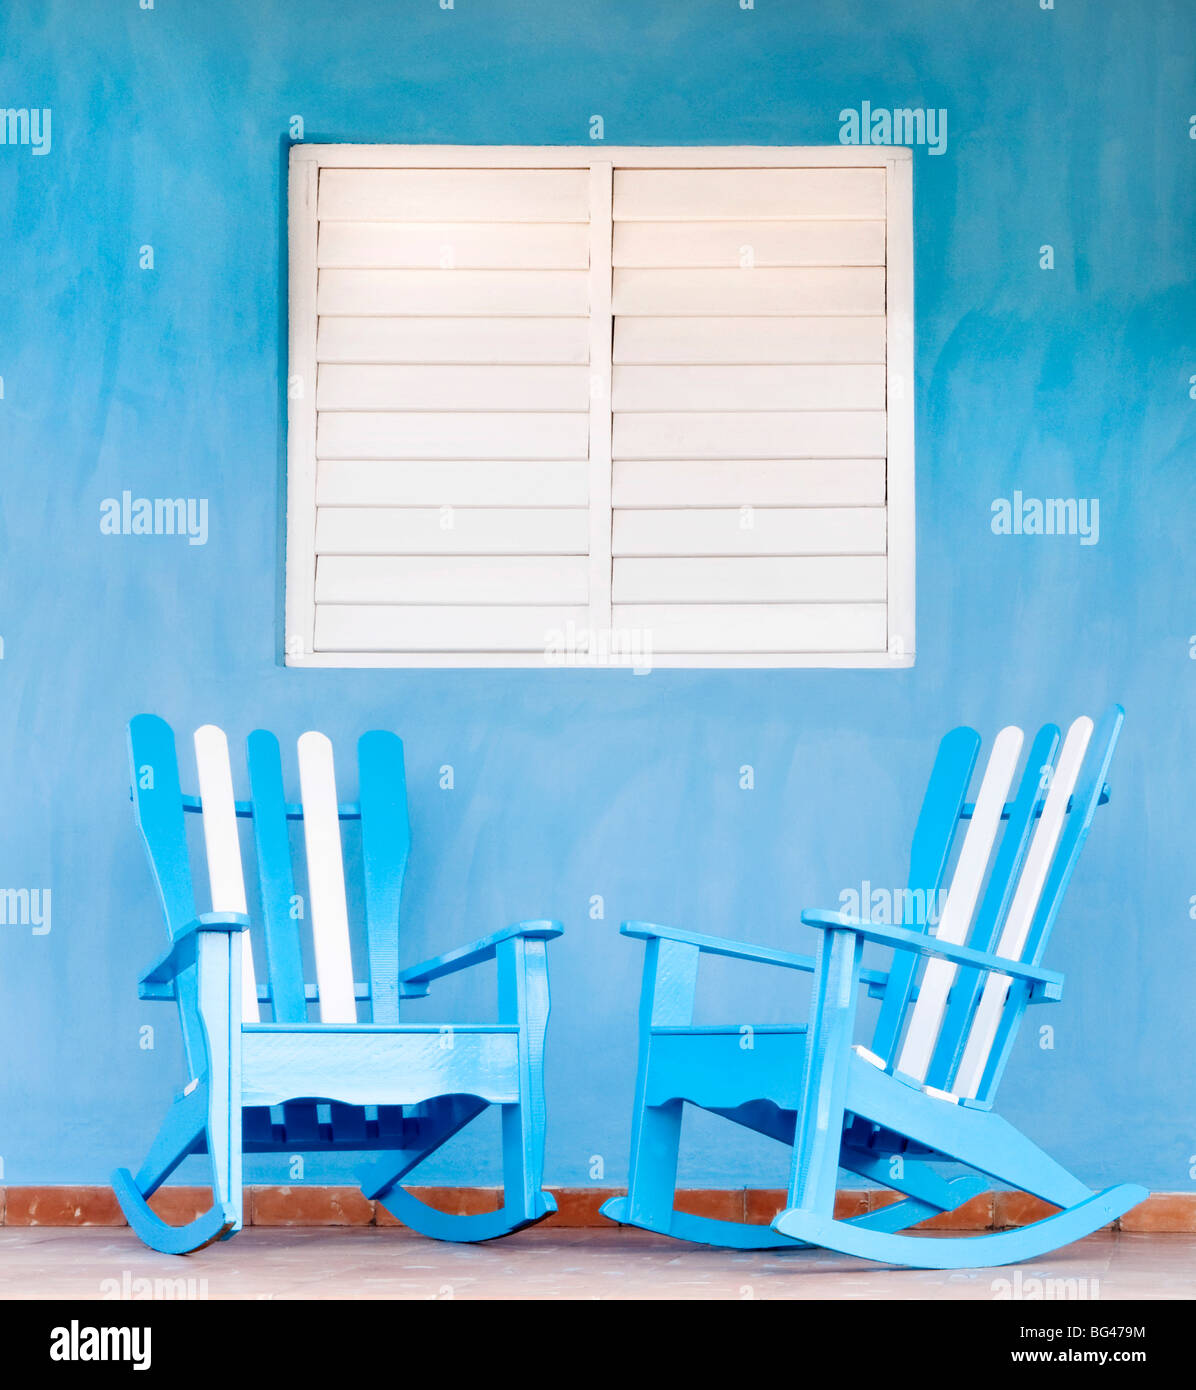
[0,0,1193,1191]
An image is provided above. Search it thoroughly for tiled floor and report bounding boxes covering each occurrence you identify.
[1,1226,1193,1299]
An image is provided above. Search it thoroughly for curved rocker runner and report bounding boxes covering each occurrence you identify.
[114,715,562,1254]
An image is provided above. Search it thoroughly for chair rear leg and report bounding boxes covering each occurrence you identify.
[614,1098,686,1230]
[493,936,556,1225]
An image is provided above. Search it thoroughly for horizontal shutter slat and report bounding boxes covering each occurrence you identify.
[613,267,885,316]
[318,221,589,268]
[317,460,588,507]
[612,364,885,412]
[613,411,886,460]
[315,604,588,652]
[316,506,589,555]
[317,411,590,460]
[317,364,590,411]
[317,317,590,365]
[613,316,885,364]
[612,507,886,556]
[613,168,886,220]
[613,556,886,603]
[613,219,886,267]
[318,268,589,316]
[317,555,589,605]
[319,168,590,221]
[611,459,885,507]
[611,602,888,652]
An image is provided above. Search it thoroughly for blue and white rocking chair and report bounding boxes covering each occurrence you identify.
[114,715,562,1254]
[603,706,1146,1267]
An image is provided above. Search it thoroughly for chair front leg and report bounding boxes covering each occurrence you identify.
[623,936,700,1229]
[196,929,245,1234]
[497,936,553,1219]
[785,926,862,1218]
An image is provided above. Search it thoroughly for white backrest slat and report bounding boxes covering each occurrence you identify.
[297,731,357,1023]
[896,726,1024,1083]
[954,715,1094,1099]
[194,725,259,1024]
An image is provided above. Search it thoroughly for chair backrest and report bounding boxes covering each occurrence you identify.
[867,705,1122,1105]
[128,715,411,1044]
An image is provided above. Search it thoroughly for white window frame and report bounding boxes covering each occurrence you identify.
[285,144,914,669]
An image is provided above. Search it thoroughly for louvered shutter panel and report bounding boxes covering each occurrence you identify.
[301,165,592,658]
[610,166,894,658]
[287,148,913,668]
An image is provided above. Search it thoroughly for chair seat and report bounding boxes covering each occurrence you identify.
[645,1022,808,1112]
[240,1024,522,1109]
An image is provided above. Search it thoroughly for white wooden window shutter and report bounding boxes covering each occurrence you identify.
[286,146,914,669]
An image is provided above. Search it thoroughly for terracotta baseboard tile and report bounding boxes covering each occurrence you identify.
[5,1186,125,1227]
[543,1188,615,1227]
[673,1188,744,1222]
[1119,1192,1196,1233]
[248,1185,374,1227]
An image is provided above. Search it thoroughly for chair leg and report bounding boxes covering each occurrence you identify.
[785,926,863,1219]
[495,936,556,1225]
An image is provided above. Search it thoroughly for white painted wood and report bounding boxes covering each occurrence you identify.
[316,364,590,411]
[614,316,886,365]
[613,219,886,267]
[612,364,886,412]
[299,145,908,170]
[613,555,886,603]
[896,726,1026,1084]
[315,506,588,555]
[318,168,590,221]
[286,151,320,661]
[612,267,885,317]
[884,157,916,662]
[611,459,885,508]
[317,316,590,365]
[293,648,911,669]
[613,168,887,220]
[316,554,589,605]
[954,717,1094,1100]
[296,732,357,1024]
[318,220,589,269]
[317,268,589,317]
[611,602,887,652]
[316,604,589,652]
[317,411,590,460]
[193,725,258,1024]
[612,507,886,556]
[316,459,588,507]
[612,411,886,460]
[588,163,614,636]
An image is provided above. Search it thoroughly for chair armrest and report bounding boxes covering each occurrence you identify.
[138,912,251,1001]
[620,920,892,994]
[799,909,1064,1001]
[399,919,563,999]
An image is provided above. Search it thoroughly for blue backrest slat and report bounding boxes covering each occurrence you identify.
[247,730,309,1023]
[869,726,980,1066]
[358,731,410,1024]
[127,714,204,1072]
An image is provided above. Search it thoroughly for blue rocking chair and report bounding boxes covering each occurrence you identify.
[602,706,1146,1267]
[114,715,562,1254]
